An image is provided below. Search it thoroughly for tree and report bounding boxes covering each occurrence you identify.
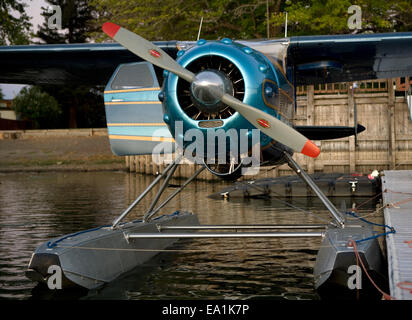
[89,0,412,41]
[35,0,105,129]
[89,0,277,41]
[38,84,105,128]
[0,0,32,45]
[270,0,412,37]
[13,86,62,129]
[36,0,97,44]
[0,87,4,100]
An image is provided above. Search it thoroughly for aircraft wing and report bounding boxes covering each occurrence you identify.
[286,32,412,86]
[2,32,411,87]
[0,42,178,86]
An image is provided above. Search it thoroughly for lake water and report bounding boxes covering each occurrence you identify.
[0,171,379,300]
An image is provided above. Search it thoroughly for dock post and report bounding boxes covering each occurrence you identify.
[130,155,135,172]
[125,156,130,172]
[134,156,139,173]
[306,85,315,174]
[388,78,396,170]
[348,85,356,173]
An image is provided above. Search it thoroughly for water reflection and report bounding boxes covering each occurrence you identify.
[0,172,379,300]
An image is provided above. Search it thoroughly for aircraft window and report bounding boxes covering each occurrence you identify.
[111,63,155,89]
[263,79,294,120]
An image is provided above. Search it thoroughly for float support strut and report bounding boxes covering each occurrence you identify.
[111,155,182,229]
[283,152,345,228]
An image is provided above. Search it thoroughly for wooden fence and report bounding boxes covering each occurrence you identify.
[126,79,412,180]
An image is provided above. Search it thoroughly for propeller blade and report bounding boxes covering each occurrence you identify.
[221,94,320,158]
[102,22,320,158]
[102,22,195,82]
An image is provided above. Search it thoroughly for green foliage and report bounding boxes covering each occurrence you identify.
[89,0,273,41]
[0,0,32,45]
[0,87,4,100]
[13,86,62,129]
[88,0,412,41]
[271,0,412,36]
[361,0,412,32]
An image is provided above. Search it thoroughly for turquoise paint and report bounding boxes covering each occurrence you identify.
[104,90,160,103]
[163,40,284,153]
[103,61,167,155]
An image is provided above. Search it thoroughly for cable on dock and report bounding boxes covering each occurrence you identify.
[383,188,412,209]
[347,187,412,300]
[396,282,412,294]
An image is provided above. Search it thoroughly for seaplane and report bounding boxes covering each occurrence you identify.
[1,22,412,298]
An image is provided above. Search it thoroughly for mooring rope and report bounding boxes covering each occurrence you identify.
[345,207,384,221]
[351,191,383,213]
[397,282,412,295]
[344,211,396,244]
[346,187,412,222]
[382,188,412,209]
[347,187,412,300]
[348,239,395,300]
[384,188,412,196]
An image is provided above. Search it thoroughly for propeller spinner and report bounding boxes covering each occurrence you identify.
[190,70,234,114]
[102,22,320,158]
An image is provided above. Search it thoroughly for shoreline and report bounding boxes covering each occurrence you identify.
[0,164,126,173]
[0,131,127,173]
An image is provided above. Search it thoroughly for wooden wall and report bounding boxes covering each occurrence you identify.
[126,79,412,180]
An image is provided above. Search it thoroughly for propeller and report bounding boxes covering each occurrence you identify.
[102,22,320,158]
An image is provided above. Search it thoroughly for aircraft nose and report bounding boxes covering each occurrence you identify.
[190,70,233,114]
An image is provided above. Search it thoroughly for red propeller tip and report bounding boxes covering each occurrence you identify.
[301,140,320,158]
[102,22,121,38]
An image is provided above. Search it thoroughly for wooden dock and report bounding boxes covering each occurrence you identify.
[382,170,412,300]
[124,79,412,179]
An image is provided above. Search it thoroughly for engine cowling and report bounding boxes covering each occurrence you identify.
[160,38,293,178]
